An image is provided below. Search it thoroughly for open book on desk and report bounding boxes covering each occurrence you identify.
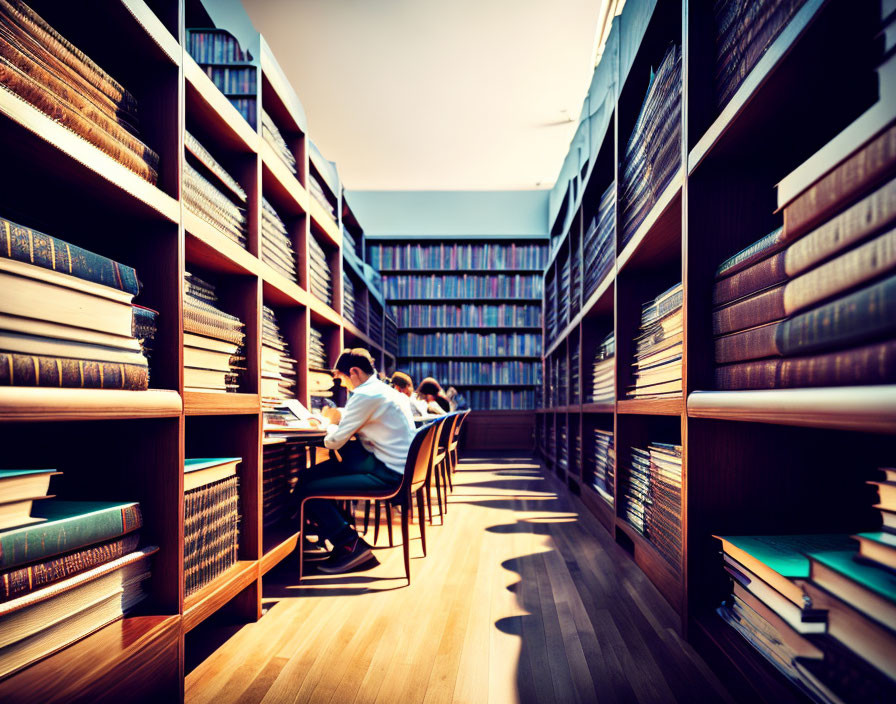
[264,399,328,432]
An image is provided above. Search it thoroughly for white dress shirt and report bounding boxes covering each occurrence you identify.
[323,376,415,474]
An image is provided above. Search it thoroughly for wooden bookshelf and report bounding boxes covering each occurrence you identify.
[0,2,398,700]
[535,0,893,701]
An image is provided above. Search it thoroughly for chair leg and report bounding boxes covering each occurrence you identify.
[434,468,443,524]
[374,501,381,546]
[363,500,371,535]
[386,503,394,547]
[416,488,427,557]
[401,501,410,584]
[444,460,453,491]
[426,477,434,525]
[298,502,306,582]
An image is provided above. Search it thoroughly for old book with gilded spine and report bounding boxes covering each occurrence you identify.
[0,351,148,389]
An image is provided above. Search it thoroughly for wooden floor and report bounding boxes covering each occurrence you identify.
[185,455,733,704]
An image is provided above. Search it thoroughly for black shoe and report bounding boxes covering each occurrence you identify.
[315,536,376,574]
[302,537,330,562]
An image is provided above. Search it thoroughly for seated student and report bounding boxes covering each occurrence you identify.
[445,386,469,411]
[390,371,429,418]
[296,348,415,574]
[416,377,451,414]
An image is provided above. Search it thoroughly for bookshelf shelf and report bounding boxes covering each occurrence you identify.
[183,392,261,416]
[616,171,682,273]
[261,141,309,215]
[185,56,258,153]
[579,483,615,532]
[617,398,684,416]
[343,320,377,349]
[185,213,260,276]
[582,402,615,414]
[687,387,896,434]
[182,560,259,633]
[0,388,183,422]
[260,264,312,309]
[121,0,182,66]
[309,199,341,248]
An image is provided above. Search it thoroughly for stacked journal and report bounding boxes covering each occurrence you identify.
[184,458,240,596]
[712,123,896,390]
[0,0,159,183]
[0,471,152,679]
[308,172,336,221]
[590,429,615,505]
[584,183,616,300]
[183,272,246,393]
[622,443,682,572]
[590,332,615,403]
[261,198,298,282]
[308,326,328,370]
[619,44,682,247]
[308,235,333,306]
[187,29,257,128]
[0,216,153,390]
[261,306,297,413]
[628,283,683,399]
[261,109,297,174]
[184,131,248,249]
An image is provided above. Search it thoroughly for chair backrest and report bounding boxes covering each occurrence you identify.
[436,410,461,453]
[449,409,471,451]
[400,420,441,496]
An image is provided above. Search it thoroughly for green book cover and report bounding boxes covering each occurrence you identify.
[0,469,56,480]
[184,457,241,473]
[0,501,142,570]
[809,549,896,603]
[858,531,896,547]
[718,534,854,577]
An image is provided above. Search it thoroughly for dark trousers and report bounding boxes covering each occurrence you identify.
[294,443,401,547]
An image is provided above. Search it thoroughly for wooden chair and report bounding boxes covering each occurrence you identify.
[297,421,440,583]
[448,409,471,473]
[431,412,461,519]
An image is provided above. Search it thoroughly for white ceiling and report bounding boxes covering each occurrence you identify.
[243,0,607,191]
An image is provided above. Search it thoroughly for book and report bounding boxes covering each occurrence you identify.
[727,563,825,635]
[184,457,240,492]
[731,586,824,660]
[0,216,140,295]
[0,533,140,602]
[794,635,896,704]
[871,480,896,510]
[0,330,148,367]
[0,351,149,390]
[183,332,239,355]
[262,109,297,174]
[184,367,229,391]
[808,549,896,632]
[184,475,239,596]
[0,501,142,570]
[0,314,140,352]
[0,469,58,502]
[184,346,234,373]
[853,531,896,571]
[782,122,896,240]
[713,273,896,363]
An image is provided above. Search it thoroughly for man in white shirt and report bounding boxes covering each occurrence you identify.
[296,348,415,574]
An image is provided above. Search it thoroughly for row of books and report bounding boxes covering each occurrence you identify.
[184,458,241,597]
[384,314,398,357]
[260,306,296,413]
[308,235,333,306]
[183,272,246,393]
[629,283,683,399]
[391,303,542,328]
[545,275,558,341]
[0,1,160,184]
[465,389,536,410]
[369,300,384,347]
[558,356,568,408]
[621,442,683,573]
[584,182,616,300]
[0,216,155,390]
[308,325,328,370]
[262,442,302,528]
[261,198,298,282]
[715,466,896,702]
[184,130,248,249]
[712,0,806,111]
[262,109,297,175]
[397,332,541,357]
[308,172,335,221]
[712,122,896,390]
[187,29,257,128]
[560,254,572,328]
[399,361,541,386]
[558,424,569,471]
[590,429,615,505]
[342,268,359,327]
[384,274,542,300]
[0,469,151,679]
[591,332,615,403]
[619,44,682,247]
[570,340,580,404]
[368,242,547,270]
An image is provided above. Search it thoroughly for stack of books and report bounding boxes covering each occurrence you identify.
[261,198,297,282]
[558,422,569,471]
[308,326,328,370]
[0,1,159,184]
[0,217,152,390]
[183,272,246,393]
[184,131,248,249]
[549,356,558,407]
[712,124,896,390]
[591,332,615,403]
[590,429,615,504]
[184,458,240,596]
[384,273,542,299]
[343,269,360,328]
[342,227,359,259]
[261,306,296,414]
[262,443,290,527]
[570,341,580,404]
[623,442,682,572]
[384,313,398,357]
[545,280,557,342]
[308,172,335,221]
[186,29,257,128]
[261,109,297,174]
[712,0,806,111]
[619,44,682,247]
[558,356,568,406]
[571,242,582,317]
[369,301,384,346]
[628,283,683,399]
[308,235,333,306]
[368,242,547,270]
[584,183,616,299]
[0,469,152,679]
[560,254,571,328]
[573,424,581,476]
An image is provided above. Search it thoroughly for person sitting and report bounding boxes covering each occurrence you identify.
[295,348,415,574]
[390,371,428,418]
[416,377,451,414]
[445,386,469,411]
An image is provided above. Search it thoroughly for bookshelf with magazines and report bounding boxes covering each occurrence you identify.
[536,0,896,702]
[0,1,392,701]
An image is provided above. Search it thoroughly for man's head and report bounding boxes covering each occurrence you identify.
[416,377,442,401]
[333,348,376,391]
[391,371,414,397]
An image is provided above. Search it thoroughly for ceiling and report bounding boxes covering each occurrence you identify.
[242,0,608,191]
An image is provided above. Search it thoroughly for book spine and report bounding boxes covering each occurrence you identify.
[715,227,785,279]
[779,273,896,356]
[713,251,787,307]
[0,533,140,601]
[713,285,786,336]
[0,217,140,295]
[783,124,896,239]
[714,339,896,389]
[0,352,149,390]
[714,322,782,364]
[0,504,142,570]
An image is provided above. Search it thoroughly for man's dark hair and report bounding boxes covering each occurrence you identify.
[334,348,376,376]
[416,377,443,396]
[391,371,413,389]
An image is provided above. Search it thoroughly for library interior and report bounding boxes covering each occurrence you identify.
[0,0,894,702]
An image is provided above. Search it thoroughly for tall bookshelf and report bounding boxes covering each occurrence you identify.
[536,0,895,701]
[0,1,393,700]
[369,235,549,414]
